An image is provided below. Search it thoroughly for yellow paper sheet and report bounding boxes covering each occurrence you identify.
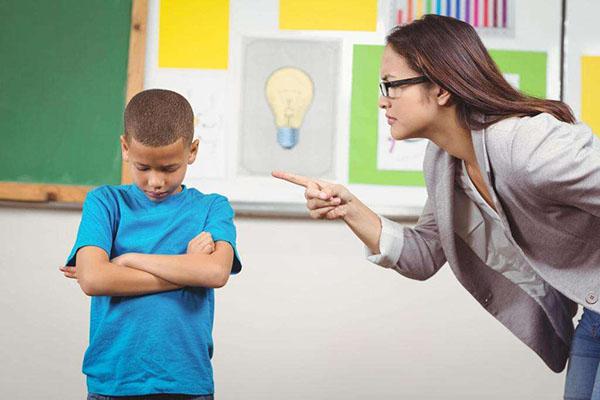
[159,0,229,69]
[279,0,377,31]
[582,56,600,137]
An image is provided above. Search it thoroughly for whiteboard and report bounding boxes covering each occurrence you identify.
[143,0,563,218]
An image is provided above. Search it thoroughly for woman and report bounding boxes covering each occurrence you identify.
[273,15,600,399]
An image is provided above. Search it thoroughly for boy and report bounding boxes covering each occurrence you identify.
[60,89,241,399]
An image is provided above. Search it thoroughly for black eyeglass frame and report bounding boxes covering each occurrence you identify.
[379,76,429,97]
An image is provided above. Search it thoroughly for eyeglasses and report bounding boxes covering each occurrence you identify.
[379,76,429,97]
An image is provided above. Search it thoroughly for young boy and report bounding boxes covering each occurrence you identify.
[60,89,241,399]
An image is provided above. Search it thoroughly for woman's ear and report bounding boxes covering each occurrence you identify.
[436,86,452,106]
[120,135,129,162]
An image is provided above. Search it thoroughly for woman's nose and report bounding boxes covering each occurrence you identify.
[378,95,390,109]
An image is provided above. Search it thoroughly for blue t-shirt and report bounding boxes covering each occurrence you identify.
[66,184,241,396]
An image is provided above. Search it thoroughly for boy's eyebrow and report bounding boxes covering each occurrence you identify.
[134,162,180,168]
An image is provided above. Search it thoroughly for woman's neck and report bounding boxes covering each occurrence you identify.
[427,107,478,167]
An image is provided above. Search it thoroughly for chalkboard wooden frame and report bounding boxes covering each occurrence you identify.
[0,0,146,204]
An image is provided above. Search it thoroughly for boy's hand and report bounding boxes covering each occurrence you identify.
[59,266,77,279]
[111,254,131,267]
[187,232,215,254]
[58,253,132,280]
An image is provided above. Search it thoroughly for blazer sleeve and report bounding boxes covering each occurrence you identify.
[512,115,600,218]
[366,196,447,281]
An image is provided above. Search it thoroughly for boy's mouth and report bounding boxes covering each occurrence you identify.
[146,191,168,200]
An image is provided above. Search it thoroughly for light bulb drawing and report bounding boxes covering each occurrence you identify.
[265,67,314,150]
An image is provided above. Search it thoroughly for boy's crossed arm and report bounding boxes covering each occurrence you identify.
[65,246,182,297]
[115,238,234,289]
[60,232,232,296]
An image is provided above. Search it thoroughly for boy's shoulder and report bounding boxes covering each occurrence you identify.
[85,184,132,204]
[187,188,233,214]
[185,188,232,209]
[186,187,226,201]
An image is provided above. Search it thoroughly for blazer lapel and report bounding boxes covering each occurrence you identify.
[432,150,460,268]
[471,128,512,229]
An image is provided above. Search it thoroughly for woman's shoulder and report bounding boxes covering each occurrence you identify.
[486,113,567,142]
[485,113,591,163]
[486,113,597,183]
[487,112,590,140]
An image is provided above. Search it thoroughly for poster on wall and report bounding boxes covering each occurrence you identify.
[238,38,340,179]
[158,0,229,69]
[187,88,228,179]
[581,56,600,137]
[386,0,515,36]
[279,0,377,31]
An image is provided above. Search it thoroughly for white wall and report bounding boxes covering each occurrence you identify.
[0,206,566,399]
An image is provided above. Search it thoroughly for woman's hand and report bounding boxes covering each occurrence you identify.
[271,170,355,220]
[272,170,382,254]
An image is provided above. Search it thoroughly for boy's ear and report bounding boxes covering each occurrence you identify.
[187,138,199,164]
[120,135,129,162]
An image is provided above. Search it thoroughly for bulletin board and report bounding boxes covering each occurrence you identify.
[3,0,564,217]
[144,0,564,218]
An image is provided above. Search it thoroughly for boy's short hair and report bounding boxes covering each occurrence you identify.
[124,89,194,147]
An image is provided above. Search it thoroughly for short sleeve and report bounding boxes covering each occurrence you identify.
[204,195,242,274]
[65,188,115,266]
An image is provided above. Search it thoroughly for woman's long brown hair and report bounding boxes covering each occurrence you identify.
[386,14,575,129]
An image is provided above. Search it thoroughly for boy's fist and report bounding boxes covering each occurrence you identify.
[187,232,215,255]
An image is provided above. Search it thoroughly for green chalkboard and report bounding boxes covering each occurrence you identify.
[0,0,133,187]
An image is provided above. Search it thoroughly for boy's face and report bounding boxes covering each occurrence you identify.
[120,135,198,202]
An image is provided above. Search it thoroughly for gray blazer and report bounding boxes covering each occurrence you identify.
[387,113,600,372]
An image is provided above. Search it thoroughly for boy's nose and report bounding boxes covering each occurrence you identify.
[148,174,165,189]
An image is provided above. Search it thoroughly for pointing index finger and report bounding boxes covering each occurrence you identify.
[271,170,316,188]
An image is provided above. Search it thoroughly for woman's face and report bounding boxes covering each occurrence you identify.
[378,45,441,141]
